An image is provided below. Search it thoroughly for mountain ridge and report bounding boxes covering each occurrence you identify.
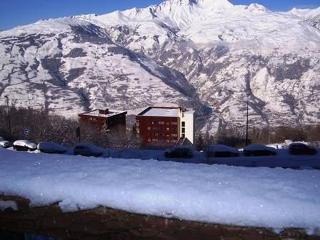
[0,1,319,133]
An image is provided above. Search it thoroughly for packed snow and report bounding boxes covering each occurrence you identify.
[140,107,179,117]
[0,200,18,211]
[13,140,37,150]
[0,148,320,233]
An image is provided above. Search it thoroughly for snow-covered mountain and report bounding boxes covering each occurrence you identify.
[0,0,319,132]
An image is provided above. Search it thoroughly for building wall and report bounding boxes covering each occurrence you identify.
[180,111,195,144]
[79,113,126,131]
[107,113,127,129]
[79,115,107,129]
[137,116,180,147]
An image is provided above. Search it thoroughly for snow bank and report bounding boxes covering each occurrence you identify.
[13,140,37,150]
[244,144,276,151]
[38,142,68,154]
[0,148,319,232]
[0,140,10,148]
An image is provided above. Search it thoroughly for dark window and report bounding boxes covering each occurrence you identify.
[182,122,185,127]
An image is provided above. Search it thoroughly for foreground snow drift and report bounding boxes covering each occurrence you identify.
[0,149,319,233]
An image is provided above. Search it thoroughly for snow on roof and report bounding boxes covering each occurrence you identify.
[0,200,18,211]
[140,107,180,117]
[0,148,320,232]
[79,109,127,118]
[152,103,180,108]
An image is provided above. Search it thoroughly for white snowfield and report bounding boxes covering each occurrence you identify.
[0,148,319,233]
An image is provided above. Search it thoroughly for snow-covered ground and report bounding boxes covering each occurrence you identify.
[0,148,319,233]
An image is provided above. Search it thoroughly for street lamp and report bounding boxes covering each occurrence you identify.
[245,94,249,146]
[4,96,12,136]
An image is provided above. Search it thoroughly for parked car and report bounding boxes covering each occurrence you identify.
[288,143,317,155]
[164,147,193,158]
[243,144,277,157]
[13,140,37,151]
[38,142,68,154]
[0,140,11,148]
[206,144,239,158]
[73,144,104,157]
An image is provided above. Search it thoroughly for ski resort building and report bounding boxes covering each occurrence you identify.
[78,109,127,131]
[136,105,194,147]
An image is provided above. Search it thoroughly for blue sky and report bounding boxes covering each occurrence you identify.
[0,0,319,30]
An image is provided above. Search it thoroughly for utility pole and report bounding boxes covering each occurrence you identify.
[76,126,81,143]
[4,95,12,136]
[245,95,249,146]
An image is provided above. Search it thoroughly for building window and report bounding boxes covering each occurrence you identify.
[182,128,185,133]
[171,122,178,125]
[182,134,185,138]
[182,121,185,127]
[147,138,151,142]
[166,127,170,131]
[147,126,151,131]
[159,121,165,125]
[171,134,178,137]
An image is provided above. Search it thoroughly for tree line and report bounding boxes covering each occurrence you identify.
[0,105,140,148]
[0,105,319,150]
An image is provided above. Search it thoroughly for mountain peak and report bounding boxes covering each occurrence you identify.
[162,0,233,8]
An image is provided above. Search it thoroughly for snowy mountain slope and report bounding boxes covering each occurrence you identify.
[0,18,196,118]
[0,0,319,131]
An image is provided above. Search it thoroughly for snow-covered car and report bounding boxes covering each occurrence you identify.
[37,142,68,154]
[73,144,104,157]
[13,140,37,151]
[0,140,11,148]
[288,143,317,155]
[243,144,277,157]
[164,147,193,158]
[206,144,239,158]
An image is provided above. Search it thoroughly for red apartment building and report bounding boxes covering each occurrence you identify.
[79,109,127,131]
[136,106,194,147]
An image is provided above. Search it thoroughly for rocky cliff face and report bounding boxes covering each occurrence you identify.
[0,0,319,132]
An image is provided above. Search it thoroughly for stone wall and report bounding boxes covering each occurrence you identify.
[0,195,319,240]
